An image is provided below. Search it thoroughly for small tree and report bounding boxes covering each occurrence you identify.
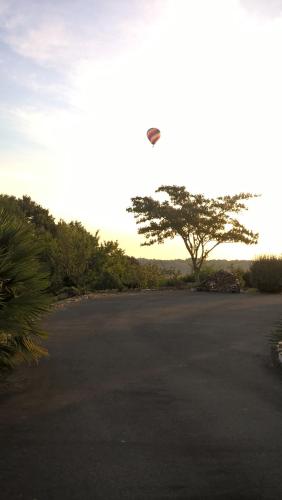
[127,185,259,280]
[52,220,99,291]
[0,210,52,373]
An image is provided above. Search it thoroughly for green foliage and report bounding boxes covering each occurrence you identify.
[0,194,60,292]
[249,255,282,293]
[182,273,196,283]
[0,193,167,295]
[0,194,57,234]
[160,267,183,287]
[89,244,164,290]
[127,185,259,278]
[88,241,127,290]
[18,195,57,235]
[50,220,99,292]
[242,270,252,288]
[141,263,164,288]
[121,257,144,289]
[0,210,52,373]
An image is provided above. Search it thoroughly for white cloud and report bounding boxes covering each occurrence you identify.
[2,19,97,69]
[0,0,167,69]
[6,21,72,64]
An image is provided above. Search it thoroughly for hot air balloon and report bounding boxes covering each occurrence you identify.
[147,128,160,146]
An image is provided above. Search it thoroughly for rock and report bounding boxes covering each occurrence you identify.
[197,270,240,293]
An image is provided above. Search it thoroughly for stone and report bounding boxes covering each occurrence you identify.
[197,270,240,293]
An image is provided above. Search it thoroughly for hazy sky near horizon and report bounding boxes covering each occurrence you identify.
[1,0,282,260]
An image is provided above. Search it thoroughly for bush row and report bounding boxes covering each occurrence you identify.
[160,257,282,294]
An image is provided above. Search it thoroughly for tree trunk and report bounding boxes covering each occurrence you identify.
[190,259,200,283]
[194,270,200,282]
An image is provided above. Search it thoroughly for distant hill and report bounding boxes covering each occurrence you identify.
[138,258,251,274]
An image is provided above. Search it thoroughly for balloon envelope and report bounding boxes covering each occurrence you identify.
[147,128,160,145]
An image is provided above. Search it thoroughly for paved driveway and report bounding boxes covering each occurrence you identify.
[1,291,282,499]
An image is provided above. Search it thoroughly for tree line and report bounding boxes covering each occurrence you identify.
[0,185,269,374]
[0,194,164,373]
[0,194,165,297]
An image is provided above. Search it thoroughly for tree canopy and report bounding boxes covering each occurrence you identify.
[127,185,259,279]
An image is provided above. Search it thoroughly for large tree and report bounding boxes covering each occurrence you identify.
[127,185,259,280]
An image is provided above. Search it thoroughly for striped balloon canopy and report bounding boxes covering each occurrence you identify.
[147,128,160,146]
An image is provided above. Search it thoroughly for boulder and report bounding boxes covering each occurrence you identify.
[197,270,240,293]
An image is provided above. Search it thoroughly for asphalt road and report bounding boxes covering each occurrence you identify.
[1,290,282,500]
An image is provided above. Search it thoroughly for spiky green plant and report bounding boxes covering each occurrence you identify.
[0,209,53,373]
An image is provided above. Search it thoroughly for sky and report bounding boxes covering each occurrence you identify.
[1,0,282,261]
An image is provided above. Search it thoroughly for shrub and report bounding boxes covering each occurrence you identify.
[0,210,52,373]
[183,273,196,283]
[161,277,183,287]
[250,255,282,293]
[242,270,252,288]
[139,264,163,289]
[159,268,184,288]
[92,271,124,291]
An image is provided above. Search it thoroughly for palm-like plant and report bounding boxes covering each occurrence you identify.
[0,209,52,373]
